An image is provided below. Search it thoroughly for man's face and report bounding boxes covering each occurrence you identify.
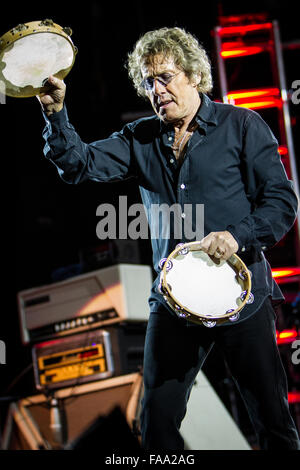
[141,55,200,125]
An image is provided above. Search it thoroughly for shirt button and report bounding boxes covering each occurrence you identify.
[168,136,172,141]
[181,213,186,218]
[170,158,174,164]
[180,183,186,189]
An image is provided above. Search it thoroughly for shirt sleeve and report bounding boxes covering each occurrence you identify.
[226,110,299,252]
[42,105,137,184]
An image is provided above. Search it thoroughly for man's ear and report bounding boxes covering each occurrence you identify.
[192,73,201,87]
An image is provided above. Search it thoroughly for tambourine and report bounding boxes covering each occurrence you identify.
[158,241,254,327]
[0,19,77,97]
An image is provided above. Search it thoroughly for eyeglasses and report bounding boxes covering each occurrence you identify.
[141,71,182,91]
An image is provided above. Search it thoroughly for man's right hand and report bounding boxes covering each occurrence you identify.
[37,75,66,116]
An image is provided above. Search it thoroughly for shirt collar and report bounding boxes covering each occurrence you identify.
[159,93,218,134]
[195,93,218,127]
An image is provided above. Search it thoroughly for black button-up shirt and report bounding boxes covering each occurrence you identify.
[42,93,298,325]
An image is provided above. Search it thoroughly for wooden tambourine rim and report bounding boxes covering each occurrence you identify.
[0,20,77,97]
[161,241,252,323]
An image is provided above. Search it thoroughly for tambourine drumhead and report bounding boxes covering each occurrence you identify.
[0,20,77,97]
[159,241,252,326]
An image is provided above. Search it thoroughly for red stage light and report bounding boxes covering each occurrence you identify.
[226,88,282,110]
[276,329,298,344]
[227,88,280,100]
[272,267,300,278]
[288,392,300,404]
[278,145,288,156]
[272,266,300,285]
[231,99,281,110]
[221,46,265,58]
[217,23,273,37]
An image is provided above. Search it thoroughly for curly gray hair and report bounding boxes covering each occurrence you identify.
[126,27,213,98]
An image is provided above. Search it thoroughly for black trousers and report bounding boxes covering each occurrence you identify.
[140,298,300,450]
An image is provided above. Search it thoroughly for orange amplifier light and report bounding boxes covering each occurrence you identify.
[32,330,114,390]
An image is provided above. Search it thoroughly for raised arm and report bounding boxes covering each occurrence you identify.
[38,76,136,184]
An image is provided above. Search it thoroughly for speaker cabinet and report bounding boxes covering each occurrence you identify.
[2,371,250,450]
[2,373,142,450]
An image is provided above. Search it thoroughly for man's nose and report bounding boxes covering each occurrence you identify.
[153,78,166,95]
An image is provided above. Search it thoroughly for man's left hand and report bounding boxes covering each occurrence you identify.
[199,231,239,261]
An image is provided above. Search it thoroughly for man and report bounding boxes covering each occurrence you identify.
[38,27,300,450]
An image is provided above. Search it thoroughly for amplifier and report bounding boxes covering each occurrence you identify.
[18,264,152,344]
[32,322,147,391]
[32,329,114,390]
